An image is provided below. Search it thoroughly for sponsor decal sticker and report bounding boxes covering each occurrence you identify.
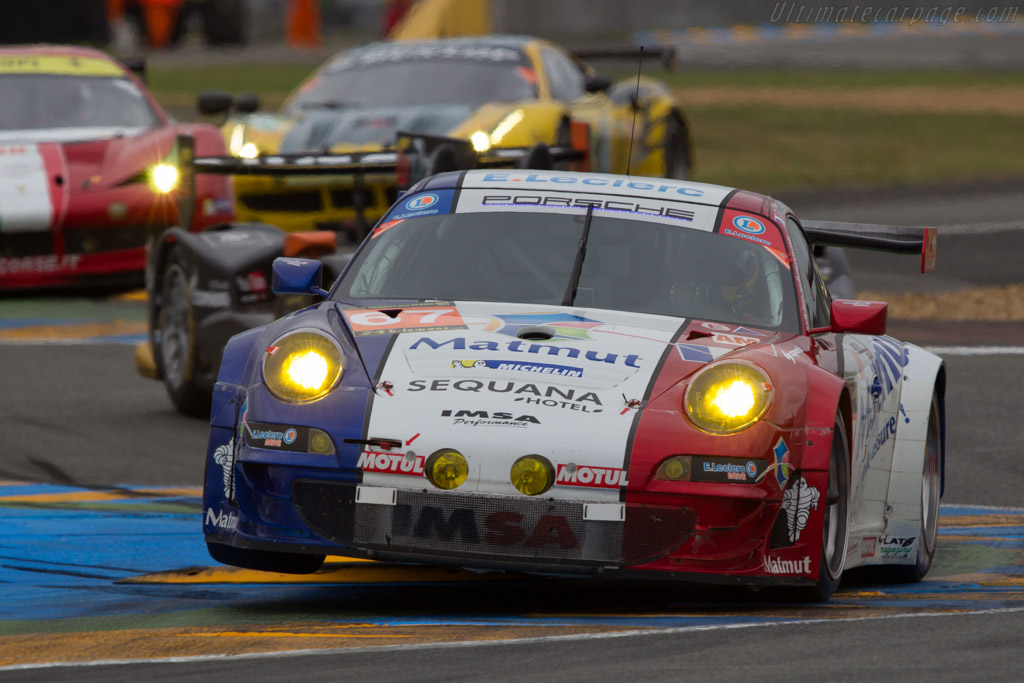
[392,504,579,550]
[780,477,820,542]
[675,343,714,363]
[357,450,426,476]
[712,333,760,347]
[0,254,82,275]
[205,506,239,531]
[409,336,642,368]
[861,535,877,558]
[555,464,628,489]
[450,359,584,377]
[732,215,766,235]
[485,313,603,341]
[344,303,467,336]
[480,193,695,221]
[405,193,438,211]
[758,437,793,489]
[763,554,813,575]
[691,457,765,483]
[879,536,916,560]
[212,438,235,499]
[477,172,706,198]
[441,409,540,427]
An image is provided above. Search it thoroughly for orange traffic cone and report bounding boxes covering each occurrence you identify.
[286,0,322,49]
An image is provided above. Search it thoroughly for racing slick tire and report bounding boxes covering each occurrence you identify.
[878,392,942,582]
[791,412,850,602]
[663,114,690,180]
[207,542,326,574]
[154,247,210,418]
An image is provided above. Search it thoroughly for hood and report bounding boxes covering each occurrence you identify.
[338,301,781,501]
[279,104,474,152]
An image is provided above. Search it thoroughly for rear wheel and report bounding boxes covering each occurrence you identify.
[155,249,210,418]
[879,393,942,582]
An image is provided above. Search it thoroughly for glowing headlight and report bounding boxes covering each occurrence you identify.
[262,330,343,403]
[150,163,179,194]
[510,454,554,496]
[238,142,259,159]
[684,361,772,434]
[470,130,491,152]
[425,449,469,490]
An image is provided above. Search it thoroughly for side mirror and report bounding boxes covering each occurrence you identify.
[272,257,326,297]
[235,92,261,114]
[830,299,887,335]
[584,76,612,93]
[197,89,234,116]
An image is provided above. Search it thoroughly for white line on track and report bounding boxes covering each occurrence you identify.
[924,346,1024,356]
[4,606,1024,672]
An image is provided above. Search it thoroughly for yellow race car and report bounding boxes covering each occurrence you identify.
[200,35,693,238]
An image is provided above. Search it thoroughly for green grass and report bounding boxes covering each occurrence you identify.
[687,106,1024,194]
[146,64,1024,192]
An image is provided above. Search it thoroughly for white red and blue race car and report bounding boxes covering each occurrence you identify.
[202,169,944,601]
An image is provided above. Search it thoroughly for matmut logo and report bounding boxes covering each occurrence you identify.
[763,555,812,575]
[556,464,628,489]
[358,450,425,476]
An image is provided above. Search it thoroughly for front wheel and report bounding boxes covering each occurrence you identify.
[154,249,210,418]
[793,412,850,602]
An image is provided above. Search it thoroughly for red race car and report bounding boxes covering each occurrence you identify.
[0,45,233,289]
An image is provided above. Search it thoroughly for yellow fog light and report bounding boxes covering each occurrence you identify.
[263,330,343,403]
[470,130,491,152]
[685,361,771,434]
[309,428,335,454]
[425,449,469,490]
[656,455,691,481]
[510,454,554,496]
[150,163,179,194]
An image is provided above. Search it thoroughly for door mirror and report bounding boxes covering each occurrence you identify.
[235,92,261,114]
[584,76,612,93]
[272,257,325,297]
[830,299,887,335]
[197,89,233,116]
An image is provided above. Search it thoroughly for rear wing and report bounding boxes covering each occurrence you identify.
[802,220,937,273]
[174,130,588,236]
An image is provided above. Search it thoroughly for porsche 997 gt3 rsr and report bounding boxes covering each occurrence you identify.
[202,169,943,600]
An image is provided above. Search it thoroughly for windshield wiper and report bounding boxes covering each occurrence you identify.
[561,205,594,306]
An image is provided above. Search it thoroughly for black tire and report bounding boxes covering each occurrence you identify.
[663,114,690,180]
[879,393,942,582]
[207,542,325,574]
[154,248,211,418]
[202,0,248,45]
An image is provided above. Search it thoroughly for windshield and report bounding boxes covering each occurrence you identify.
[335,212,800,331]
[0,75,160,131]
[287,60,537,112]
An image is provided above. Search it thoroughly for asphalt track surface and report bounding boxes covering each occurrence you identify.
[1,191,1023,681]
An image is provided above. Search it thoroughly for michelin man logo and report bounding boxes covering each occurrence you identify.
[781,477,820,542]
[213,438,235,499]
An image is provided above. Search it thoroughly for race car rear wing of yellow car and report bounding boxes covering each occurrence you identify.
[803,220,937,273]
[170,131,588,234]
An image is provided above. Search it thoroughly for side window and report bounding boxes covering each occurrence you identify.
[786,218,832,329]
[541,47,586,102]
